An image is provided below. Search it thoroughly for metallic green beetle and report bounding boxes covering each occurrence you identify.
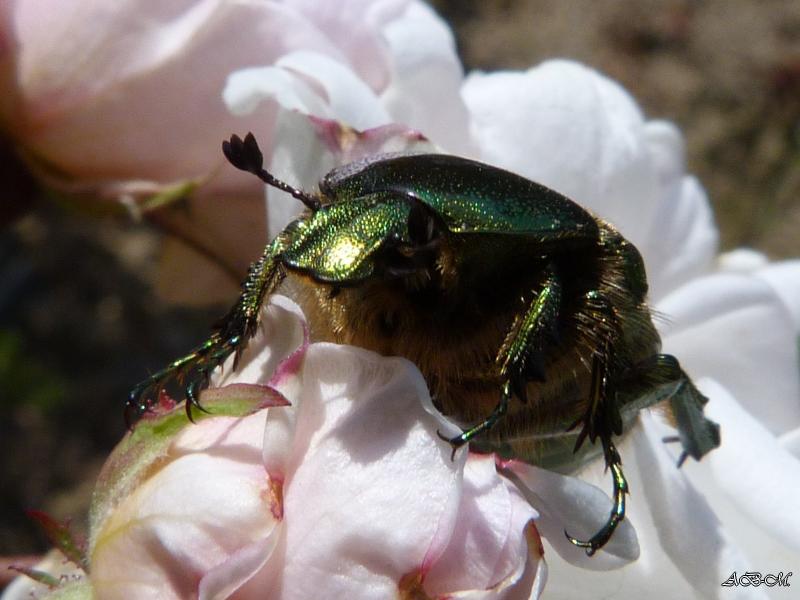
[128,132,720,555]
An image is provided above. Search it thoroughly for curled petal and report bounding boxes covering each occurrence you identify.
[683,379,800,564]
[225,51,390,131]
[631,413,754,599]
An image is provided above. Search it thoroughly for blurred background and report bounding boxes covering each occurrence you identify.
[1,0,799,568]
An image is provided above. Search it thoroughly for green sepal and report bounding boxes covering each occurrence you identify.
[138,179,199,213]
[26,511,88,572]
[9,566,61,589]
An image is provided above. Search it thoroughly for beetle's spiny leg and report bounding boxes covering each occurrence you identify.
[125,334,221,424]
[437,267,563,459]
[223,133,320,211]
[496,265,561,381]
[569,350,609,453]
[565,439,628,556]
[126,237,287,427]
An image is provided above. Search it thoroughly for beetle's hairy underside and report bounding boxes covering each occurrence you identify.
[129,133,720,555]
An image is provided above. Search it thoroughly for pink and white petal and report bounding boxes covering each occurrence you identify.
[199,534,280,600]
[226,51,391,131]
[381,2,473,153]
[284,0,409,91]
[423,454,538,596]
[224,65,332,120]
[631,413,758,599]
[657,272,800,435]
[11,0,225,119]
[682,379,800,566]
[543,416,761,600]
[502,460,639,570]
[244,344,465,598]
[276,51,391,130]
[263,114,435,239]
[510,530,548,600]
[263,110,334,237]
[91,433,278,600]
[171,407,270,456]
[213,295,309,390]
[462,60,659,249]
[309,120,433,164]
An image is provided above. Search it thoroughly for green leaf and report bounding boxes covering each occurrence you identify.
[9,566,61,589]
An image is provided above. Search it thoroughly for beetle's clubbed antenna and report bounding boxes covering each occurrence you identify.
[222,132,321,211]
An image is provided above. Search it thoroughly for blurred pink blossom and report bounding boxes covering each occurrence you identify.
[0,0,463,303]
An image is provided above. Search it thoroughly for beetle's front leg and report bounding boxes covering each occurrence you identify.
[440,266,562,456]
[439,381,513,460]
[126,237,286,425]
[617,354,720,465]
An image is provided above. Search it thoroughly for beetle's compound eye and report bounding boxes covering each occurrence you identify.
[407,201,439,246]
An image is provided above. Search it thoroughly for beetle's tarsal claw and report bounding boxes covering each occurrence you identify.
[436,429,467,461]
[125,377,162,427]
[125,386,149,429]
[566,440,628,555]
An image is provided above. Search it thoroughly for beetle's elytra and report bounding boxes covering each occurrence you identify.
[129,132,720,555]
